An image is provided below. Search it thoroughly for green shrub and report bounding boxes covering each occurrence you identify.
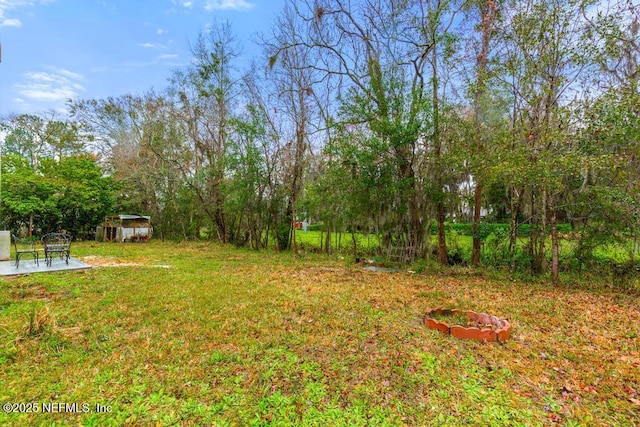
[429,222,572,238]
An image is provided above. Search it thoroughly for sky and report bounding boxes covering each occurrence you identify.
[0,0,285,116]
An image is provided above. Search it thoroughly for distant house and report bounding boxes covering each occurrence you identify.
[96,215,152,242]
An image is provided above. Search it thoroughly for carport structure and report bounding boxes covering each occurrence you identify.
[99,215,152,243]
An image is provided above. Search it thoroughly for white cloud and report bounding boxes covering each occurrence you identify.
[204,0,255,11]
[55,68,84,81]
[0,16,21,28]
[0,0,54,29]
[156,28,167,35]
[15,66,85,103]
[174,0,193,9]
[0,0,31,8]
[90,66,110,73]
[139,41,170,50]
[172,0,254,12]
[0,5,22,28]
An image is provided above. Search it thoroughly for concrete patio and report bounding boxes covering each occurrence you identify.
[0,256,91,276]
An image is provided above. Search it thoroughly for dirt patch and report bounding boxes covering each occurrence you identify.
[10,285,71,301]
[80,256,171,269]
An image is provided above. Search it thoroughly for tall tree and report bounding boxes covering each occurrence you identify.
[2,114,50,168]
[169,22,242,243]
[278,0,464,261]
[498,0,588,280]
[467,0,499,266]
[264,3,319,251]
[70,93,194,240]
[578,0,640,265]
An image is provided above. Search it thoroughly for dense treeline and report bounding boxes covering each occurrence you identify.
[0,0,638,283]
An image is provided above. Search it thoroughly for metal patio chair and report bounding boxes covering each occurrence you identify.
[12,234,40,268]
[41,233,71,267]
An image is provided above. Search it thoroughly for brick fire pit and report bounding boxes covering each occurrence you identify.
[424,308,511,343]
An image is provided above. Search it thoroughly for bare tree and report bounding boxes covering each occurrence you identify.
[269,0,463,262]
[168,22,242,243]
[262,3,319,251]
[467,0,499,266]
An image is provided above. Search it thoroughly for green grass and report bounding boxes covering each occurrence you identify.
[294,230,381,255]
[0,241,639,425]
[295,228,638,266]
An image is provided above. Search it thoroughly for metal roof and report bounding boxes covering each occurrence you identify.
[106,214,151,220]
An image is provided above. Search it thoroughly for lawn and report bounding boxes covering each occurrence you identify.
[0,241,638,426]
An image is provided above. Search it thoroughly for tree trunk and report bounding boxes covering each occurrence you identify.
[471,182,483,266]
[538,189,547,272]
[432,38,448,266]
[408,195,423,260]
[530,187,546,275]
[471,0,496,267]
[215,208,227,244]
[633,229,638,264]
[291,199,297,252]
[509,186,523,270]
[399,157,422,259]
[281,198,293,251]
[550,194,559,283]
[325,227,332,253]
[352,226,358,258]
[437,202,448,265]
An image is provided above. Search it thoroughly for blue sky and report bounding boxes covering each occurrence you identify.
[0,0,284,116]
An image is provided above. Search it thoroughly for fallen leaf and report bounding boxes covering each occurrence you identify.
[547,413,562,423]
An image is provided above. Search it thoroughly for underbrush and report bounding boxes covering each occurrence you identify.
[292,228,640,293]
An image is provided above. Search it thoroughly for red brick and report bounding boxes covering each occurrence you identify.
[450,325,481,340]
[477,312,492,325]
[497,320,511,342]
[479,328,497,342]
[489,316,504,328]
[425,317,450,335]
[497,328,510,342]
